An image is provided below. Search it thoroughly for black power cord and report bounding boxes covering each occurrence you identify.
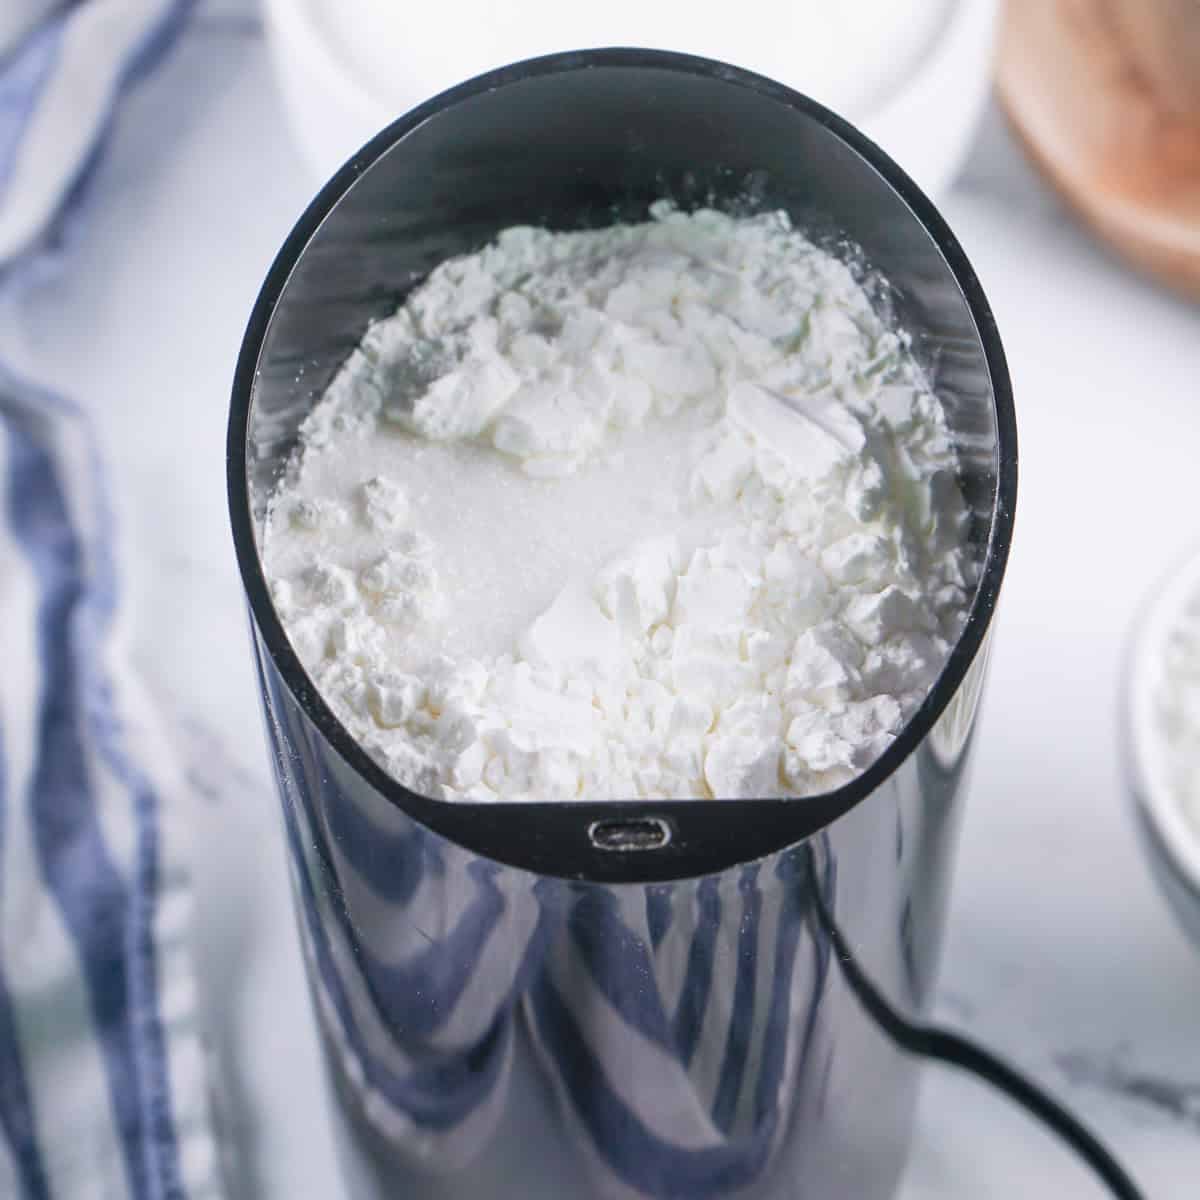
[901,1024,1144,1200]
[810,869,1145,1199]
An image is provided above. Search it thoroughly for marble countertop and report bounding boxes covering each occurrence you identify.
[3,3,1198,1196]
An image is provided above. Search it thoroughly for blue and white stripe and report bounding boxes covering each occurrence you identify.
[263,693,547,1167]
[268,677,835,1197]
[0,4,220,1197]
[522,854,831,1199]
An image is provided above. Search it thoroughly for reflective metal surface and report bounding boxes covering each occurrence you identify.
[229,50,1016,1200]
[252,629,990,1198]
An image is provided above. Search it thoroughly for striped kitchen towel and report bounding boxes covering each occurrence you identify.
[0,3,223,1198]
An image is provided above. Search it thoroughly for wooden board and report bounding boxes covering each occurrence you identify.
[997,0,1200,299]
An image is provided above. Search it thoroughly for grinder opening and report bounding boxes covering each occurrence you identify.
[228,48,1015,881]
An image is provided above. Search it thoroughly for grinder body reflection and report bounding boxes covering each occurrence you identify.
[229,49,1015,1200]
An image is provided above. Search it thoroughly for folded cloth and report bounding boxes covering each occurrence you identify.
[0,3,224,1198]
[0,2,57,65]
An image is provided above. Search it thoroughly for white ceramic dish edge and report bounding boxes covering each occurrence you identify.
[262,0,383,175]
[1125,546,1200,945]
[859,0,998,201]
[263,0,998,199]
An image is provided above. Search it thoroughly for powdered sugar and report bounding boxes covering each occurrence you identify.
[263,205,973,801]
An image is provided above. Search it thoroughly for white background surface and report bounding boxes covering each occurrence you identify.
[2,2,1199,1196]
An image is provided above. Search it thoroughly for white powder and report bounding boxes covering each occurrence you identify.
[264,205,973,802]
[1152,590,1200,838]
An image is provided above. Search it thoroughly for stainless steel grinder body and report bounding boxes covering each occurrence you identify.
[229,50,1016,1200]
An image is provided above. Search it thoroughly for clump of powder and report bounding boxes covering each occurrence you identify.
[263,203,974,802]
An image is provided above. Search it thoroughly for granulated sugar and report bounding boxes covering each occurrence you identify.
[263,204,973,802]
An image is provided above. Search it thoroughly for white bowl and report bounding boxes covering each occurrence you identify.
[1126,547,1200,948]
[263,0,997,200]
